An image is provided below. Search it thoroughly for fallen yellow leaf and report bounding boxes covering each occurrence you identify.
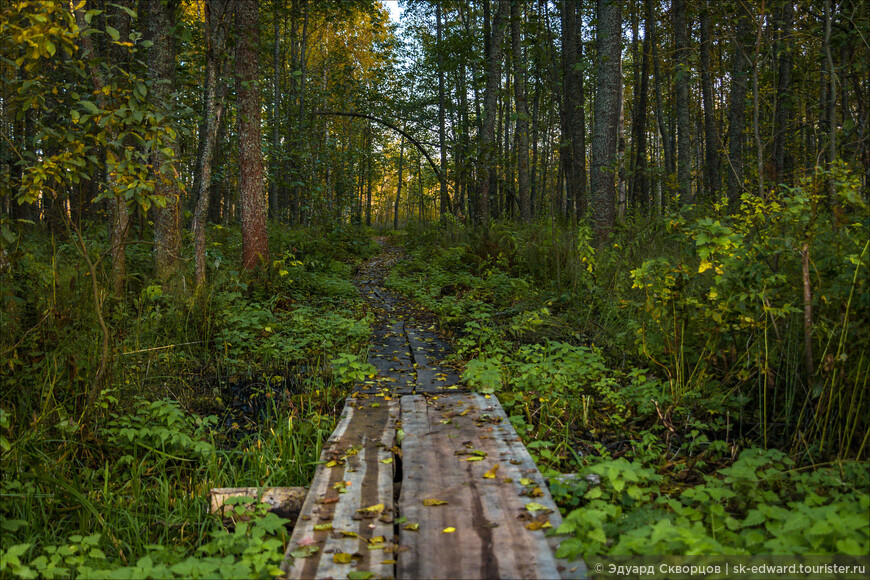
[357,503,385,513]
[525,520,553,531]
[422,499,447,506]
[483,464,500,479]
[442,527,456,533]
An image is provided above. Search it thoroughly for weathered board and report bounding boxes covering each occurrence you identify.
[397,394,585,579]
[361,319,416,395]
[280,395,398,579]
[405,326,464,393]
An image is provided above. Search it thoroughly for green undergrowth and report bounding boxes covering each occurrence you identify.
[1,223,379,577]
[385,170,869,557]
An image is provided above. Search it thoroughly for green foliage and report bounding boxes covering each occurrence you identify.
[3,1,182,213]
[1,511,290,579]
[627,167,869,458]
[555,450,870,558]
[331,353,377,385]
[0,222,376,579]
[107,398,216,462]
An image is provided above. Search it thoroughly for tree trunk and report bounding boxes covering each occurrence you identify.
[395,135,404,230]
[823,0,838,205]
[630,0,651,208]
[194,0,230,287]
[146,0,182,283]
[511,0,531,223]
[436,2,450,218]
[727,10,751,209]
[591,0,622,244]
[478,0,509,228]
[271,0,282,220]
[772,0,793,181]
[673,0,692,204]
[366,121,372,226]
[699,6,720,199]
[651,10,674,194]
[236,0,269,270]
[560,0,586,221]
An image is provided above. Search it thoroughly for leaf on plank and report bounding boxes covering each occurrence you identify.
[483,464,500,479]
[357,503,385,514]
[422,499,447,506]
[525,520,553,531]
[290,545,319,559]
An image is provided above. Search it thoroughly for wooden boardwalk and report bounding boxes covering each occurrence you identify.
[279,245,586,579]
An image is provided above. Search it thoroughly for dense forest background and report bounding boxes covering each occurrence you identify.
[1,0,868,576]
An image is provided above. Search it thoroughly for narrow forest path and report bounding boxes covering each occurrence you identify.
[279,239,586,579]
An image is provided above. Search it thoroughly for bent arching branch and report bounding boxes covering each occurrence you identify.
[312,110,444,186]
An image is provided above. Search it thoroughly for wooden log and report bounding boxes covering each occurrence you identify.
[209,487,308,524]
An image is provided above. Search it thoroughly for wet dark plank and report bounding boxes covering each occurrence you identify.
[359,319,416,395]
[405,326,465,393]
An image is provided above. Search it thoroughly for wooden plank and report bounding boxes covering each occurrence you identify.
[397,394,582,579]
[360,320,416,395]
[281,395,398,579]
[483,399,587,580]
[405,326,465,393]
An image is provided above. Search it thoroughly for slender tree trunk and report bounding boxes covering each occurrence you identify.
[366,121,372,226]
[236,0,269,269]
[75,3,133,295]
[436,2,450,218]
[631,0,651,208]
[727,11,751,209]
[511,0,531,223]
[592,0,622,243]
[146,0,182,283]
[478,0,509,228]
[673,0,692,204]
[194,0,230,286]
[395,135,404,230]
[651,11,674,193]
[271,0,281,220]
[560,0,586,221]
[751,5,765,200]
[823,0,838,205]
[772,0,793,181]
[700,6,720,199]
[458,55,470,220]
